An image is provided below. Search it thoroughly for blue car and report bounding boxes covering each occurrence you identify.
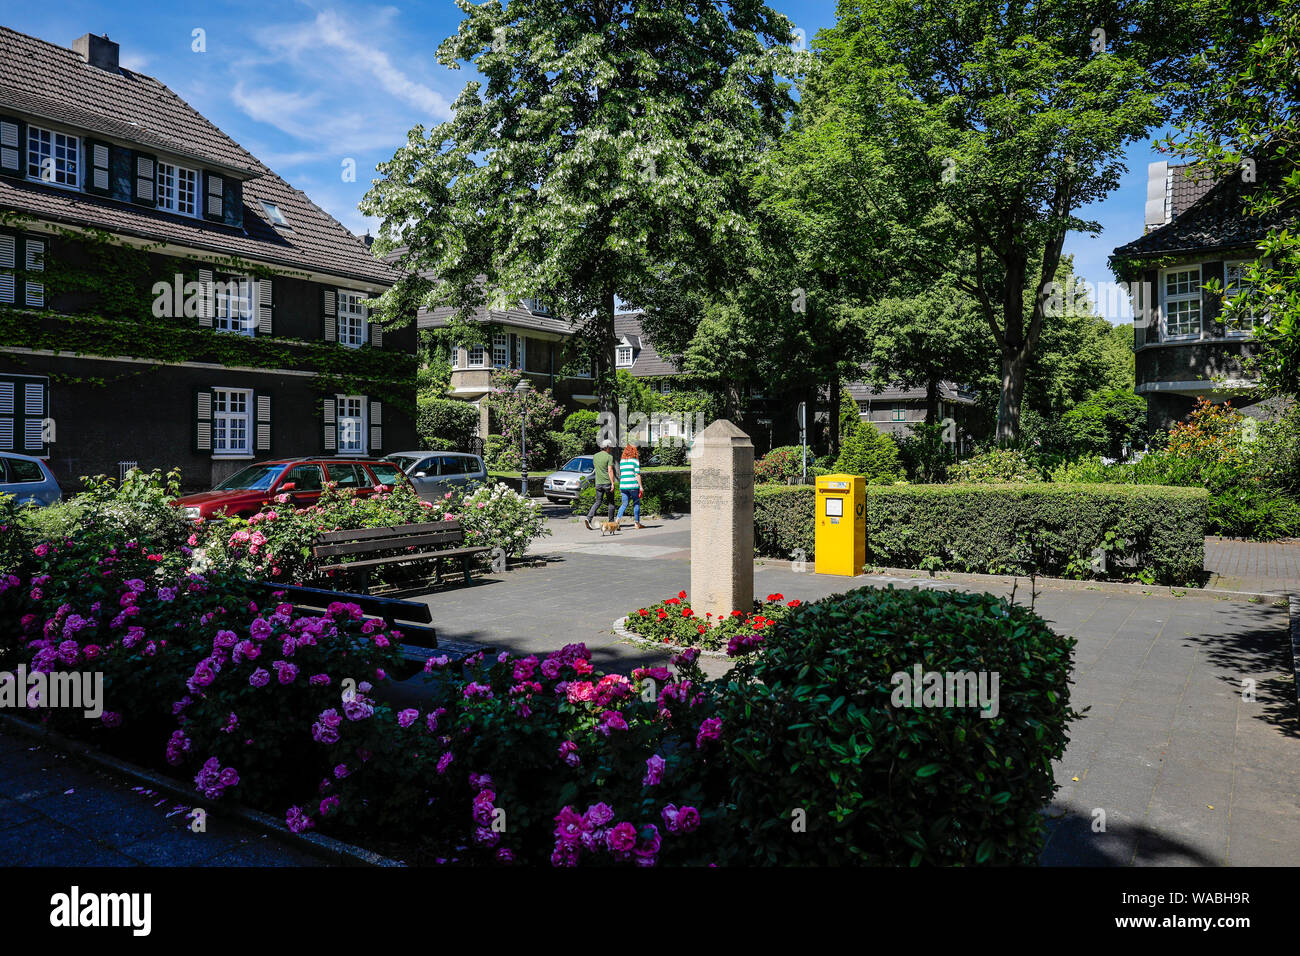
[0,452,62,507]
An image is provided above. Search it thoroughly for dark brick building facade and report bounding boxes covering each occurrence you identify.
[0,27,416,492]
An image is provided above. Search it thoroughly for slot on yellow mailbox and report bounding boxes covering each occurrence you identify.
[814,473,866,576]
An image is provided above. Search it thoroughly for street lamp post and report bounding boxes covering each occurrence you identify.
[515,377,531,498]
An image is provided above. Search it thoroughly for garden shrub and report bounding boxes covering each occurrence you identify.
[834,428,904,484]
[416,396,480,451]
[485,434,514,471]
[563,410,602,453]
[948,448,1044,483]
[896,423,955,483]
[754,445,813,484]
[575,471,691,516]
[651,439,691,468]
[717,586,1078,865]
[549,431,585,469]
[753,483,1207,584]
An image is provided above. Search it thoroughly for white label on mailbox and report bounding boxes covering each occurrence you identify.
[825,497,844,517]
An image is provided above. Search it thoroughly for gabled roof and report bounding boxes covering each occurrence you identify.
[0,26,394,287]
[614,311,679,376]
[417,301,577,336]
[845,380,976,405]
[1114,157,1293,261]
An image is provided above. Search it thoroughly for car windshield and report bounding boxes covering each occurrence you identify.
[563,458,594,473]
[214,464,283,491]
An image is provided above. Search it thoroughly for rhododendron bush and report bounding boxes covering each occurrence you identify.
[624,591,802,654]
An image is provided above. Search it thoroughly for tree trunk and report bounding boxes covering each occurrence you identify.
[595,283,617,441]
[924,379,939,426]
[996,348,1030,445]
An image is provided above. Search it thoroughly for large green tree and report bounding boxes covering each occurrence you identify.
[361,0,796,423]
[815,0,1213,443]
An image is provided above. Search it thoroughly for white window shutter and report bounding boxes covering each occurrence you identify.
[368,399,382,453]
[0,120,18,173]
[0,418,11,451]
[197,268,213,327]
[0,382,13,414]
[206,174,224,218]
[23,239,43,307]
[255,392,272,452]
[257,277,273,335]
[322,289,337,342]
[135,155,154,201]
[195,389,212,451]
[369,316,382,348]
[322,397,336,452]
[0,234,13,304]
[92,143,110,192]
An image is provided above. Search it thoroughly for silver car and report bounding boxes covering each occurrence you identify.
[386,451,487,501]
[543,456,596,502]
[0,452,62,507]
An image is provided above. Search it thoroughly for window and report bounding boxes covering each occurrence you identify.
[616,345,633,368]
[1224,261,1260,335]
[1161,266,1202,339]
[5,457,43,482]
[492,332,509,368]
[337,292,367,348]
[214,276,254,335]
[467,344,487,368]
[437,454,466,475]
[261,202,290,228]
[212,388,252,455]
[328,462,365,487]
[451,345,461,370]
[281,464,324,492]
[156,161,198,216]
[336,396,365,454]
[27,126,79,188]
[516,335,525,370]
[892,406,906,422]
[573,357,592,378]
[0,235,45,308]
[369,462,402,487]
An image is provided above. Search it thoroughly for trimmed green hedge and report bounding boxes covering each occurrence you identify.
[754,483,1208,585]
[571,470,692,516]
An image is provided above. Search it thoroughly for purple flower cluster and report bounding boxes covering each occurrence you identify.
[194,756,240,800]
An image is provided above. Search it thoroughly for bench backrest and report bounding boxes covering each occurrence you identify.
[312,520,467,559]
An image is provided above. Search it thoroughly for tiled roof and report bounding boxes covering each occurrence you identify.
[845,380,975,405]
[614,311,680,376]
[0,26,394,286]
[417,301,577,336]
[1114,157,1294,261]
[1168,163,1216,219]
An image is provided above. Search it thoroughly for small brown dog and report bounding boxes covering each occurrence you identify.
[600,521,620,536]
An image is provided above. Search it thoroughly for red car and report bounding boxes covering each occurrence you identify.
[172,457,411,520]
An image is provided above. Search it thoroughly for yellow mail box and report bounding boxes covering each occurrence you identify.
[814,473,866,576]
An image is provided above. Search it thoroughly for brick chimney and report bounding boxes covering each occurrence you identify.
[73,33,120,72]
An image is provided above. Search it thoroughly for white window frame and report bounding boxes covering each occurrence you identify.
[156,161,199,217]
[450,345,461,370]
[467,343,487,368]
[214,275,255,336]
[212,387,253,457]
[1223,260,1260,337]
[337,291,367,349]
[492,332,509,368]
[1160,265,1202,341]
[515,335,526,371]
[615,344,634,368]
[26,126,80,190]
[336,394,366,455]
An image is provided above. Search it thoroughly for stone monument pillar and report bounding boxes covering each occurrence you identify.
[690,419,754,619]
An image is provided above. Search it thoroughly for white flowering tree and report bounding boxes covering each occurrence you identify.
[361,0,798,420]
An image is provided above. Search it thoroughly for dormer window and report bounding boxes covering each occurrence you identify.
[156,161,198,216]
[261,202,290,228]
[615,344,633,368]
[27,126,79,188]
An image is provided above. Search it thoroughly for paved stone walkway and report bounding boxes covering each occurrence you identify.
[0,728,326,866]
[1204,536,1300,596]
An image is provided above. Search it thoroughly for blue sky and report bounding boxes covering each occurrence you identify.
[7,0,1163,321]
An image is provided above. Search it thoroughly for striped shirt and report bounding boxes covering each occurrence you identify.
[618,458,640,490]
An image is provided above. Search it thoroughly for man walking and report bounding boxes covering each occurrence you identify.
[583,439,618,530]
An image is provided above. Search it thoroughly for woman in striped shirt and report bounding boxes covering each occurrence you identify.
[615,442,646,529]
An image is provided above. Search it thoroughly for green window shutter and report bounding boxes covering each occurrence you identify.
[132,151,157,206]
[86,139,112,195]
[368,399,382,454]
[321,288,337,342]
[194,387,214,453]
[257,277,274,335]
[0,233,15,304]
[254,391,273,453]
[22,237,44,308]
[197,268,214,327]
[0,116,23,178]
[322,397,337,452]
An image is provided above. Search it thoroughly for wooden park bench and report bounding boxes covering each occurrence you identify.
[311,520,492,590]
